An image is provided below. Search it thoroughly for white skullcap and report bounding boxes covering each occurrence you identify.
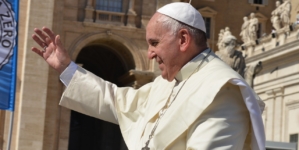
[157,2,206,33]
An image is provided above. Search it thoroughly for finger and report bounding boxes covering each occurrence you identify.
[55,35,64,51]
[42,27,56,44]
[31,47,44,57]
[32,45,52,60]
[45,37,52,46]
[32,34,47,49]
[34,28,50,44]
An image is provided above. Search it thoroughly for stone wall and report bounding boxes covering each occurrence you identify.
[246,24,299,146]
[1,0,158,149]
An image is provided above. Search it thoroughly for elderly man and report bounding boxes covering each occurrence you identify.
[32,2,265,150]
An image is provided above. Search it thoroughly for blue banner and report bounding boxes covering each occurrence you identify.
[0,0,18,111]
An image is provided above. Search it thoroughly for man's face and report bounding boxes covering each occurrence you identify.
[146,13,181,81]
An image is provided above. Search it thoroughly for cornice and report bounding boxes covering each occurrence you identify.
[63,20,146,33]
[265,87,284,98]
[246,39,299,63]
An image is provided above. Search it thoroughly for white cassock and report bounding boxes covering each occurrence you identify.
[60,49,265,150]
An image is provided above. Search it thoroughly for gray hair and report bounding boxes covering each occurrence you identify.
[157,15,207,47]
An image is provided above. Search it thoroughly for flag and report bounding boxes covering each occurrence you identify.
[0,0,18,111]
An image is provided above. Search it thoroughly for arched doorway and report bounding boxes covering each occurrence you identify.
[68,42,134,150]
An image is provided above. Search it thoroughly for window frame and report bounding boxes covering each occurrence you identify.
[253,12,268,39]
[248,0,268,6]
[198,7,217,50]
[290,134,298,143]
[203,17,211,39]
[95,0,123,13]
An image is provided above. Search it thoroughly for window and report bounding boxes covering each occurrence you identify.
[203,17,211,39]
[253,13,268,39]
[248,0,268,5]
[254,0,263,4]
[198,7,217,50]
[96,0,123,12]
[290,134,298,143]
[256,23,262,39]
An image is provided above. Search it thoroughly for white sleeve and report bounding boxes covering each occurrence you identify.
[60,66,119,124]
[59,61,78,86]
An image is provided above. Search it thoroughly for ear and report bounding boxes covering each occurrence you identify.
[178,29,191,52]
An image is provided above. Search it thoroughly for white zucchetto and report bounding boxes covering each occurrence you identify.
[157,2,206,33]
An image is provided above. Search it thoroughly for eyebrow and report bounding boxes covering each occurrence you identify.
[148,38,158,43]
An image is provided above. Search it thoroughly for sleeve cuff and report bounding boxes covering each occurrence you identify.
[60,61,78,86]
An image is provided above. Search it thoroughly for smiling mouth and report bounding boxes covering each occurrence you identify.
[155,57,163,64]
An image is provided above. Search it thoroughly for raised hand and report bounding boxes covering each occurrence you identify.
[32,27,71,74]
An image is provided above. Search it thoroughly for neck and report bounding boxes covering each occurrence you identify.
[174,45,208,81]
[189,46,208,61]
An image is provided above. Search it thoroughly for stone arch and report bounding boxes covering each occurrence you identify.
[68,31,147,71]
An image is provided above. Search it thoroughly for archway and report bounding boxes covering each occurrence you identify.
[68,42,134,150]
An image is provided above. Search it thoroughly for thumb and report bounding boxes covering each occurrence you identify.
[55,35,64,52]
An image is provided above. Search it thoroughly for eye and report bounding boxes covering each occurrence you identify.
[151,41,158,47]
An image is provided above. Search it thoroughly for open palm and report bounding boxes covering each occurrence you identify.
[32,27,71,74]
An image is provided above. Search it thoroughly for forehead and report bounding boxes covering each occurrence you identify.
[147,13,162,29]
[146,13,165,38]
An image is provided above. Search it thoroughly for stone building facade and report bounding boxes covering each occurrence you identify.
[245,15,299,150]
[0,0,166,149]
[0,0,298,149]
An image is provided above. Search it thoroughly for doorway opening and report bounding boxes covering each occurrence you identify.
[68,43,134,150]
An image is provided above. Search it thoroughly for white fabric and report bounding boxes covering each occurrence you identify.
[139,80,250,149]
[59,50,265,149]
[60,61,77,86]
[157,2,206,33]
[229,79,265,150]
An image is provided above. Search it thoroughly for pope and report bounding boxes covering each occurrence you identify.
[32,2,265,150]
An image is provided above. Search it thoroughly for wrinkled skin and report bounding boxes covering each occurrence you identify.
[31,27,71,74]
[146,13,194,81]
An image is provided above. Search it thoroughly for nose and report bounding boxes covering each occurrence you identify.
[147,48,156,60]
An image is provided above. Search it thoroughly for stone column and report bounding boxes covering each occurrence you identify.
[129,0,135,12]
[127,0,137,27]
[265,87,284,142]
[2,0,55,149]
[87,0,93,7]
[273,87,284,141]
[265,90,275,140]
[56,107,71,150]
[0,110,5,149]
[84,0,95,22]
